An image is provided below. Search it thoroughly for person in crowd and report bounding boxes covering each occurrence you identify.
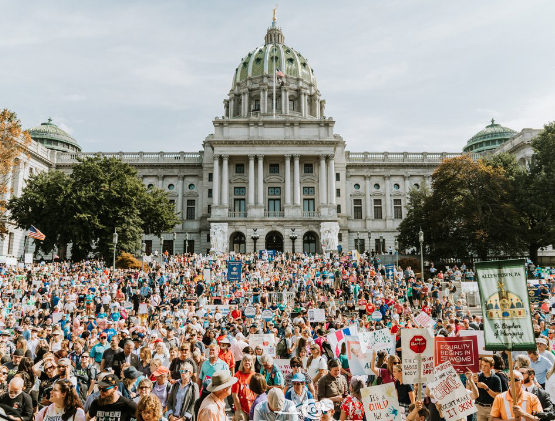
[100,335,122,372]
[35,379,86,421]
[306,345,327,389]
[169,343,198,384]
[261,355,284,390]
[112,340,139,378]
[134,378,153,403]
[471,356,502,421]
[392,364,414,414]
[339,376,364,421]
[198,370,238,421]
[231,354,257,421]
[520,367,553,412]
[165,362,199,421]
[136,394,166,421]
[199,344,228,386]
[151,366,172,409]
[0,377,34,421]
[284,373,313,417]
[491,370,542,421]
[284,357,315,395]
[528,349,553,389]
[317,359,348,419]
[370,350,400,384]
[87,374,138,421]
[253,388,298,421]
[249,373,268,420]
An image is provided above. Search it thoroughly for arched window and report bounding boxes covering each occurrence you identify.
[231,232,246,253]
[303,232,317,254]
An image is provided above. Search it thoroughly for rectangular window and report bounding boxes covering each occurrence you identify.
[207,205,211,215]
[336,172,340,181]
[186,200,196,220]
[268,199,281,215]
[253,100,260,111]
[304,163,313,174]
[208,189,212,198]
[234,199,246,213]
[374,199,383,219]
[338,233,342,241]
[336,188,340,197]
[184,240,194,254]
[144,240,152,255]
[303,187,315,195]
[303,199,315,212]
[234,187,246,196]
[289,99,294,111]
[394,199,402,219]
[169,199,175,209]
[162,240,174,255]
[208,173,213,182]
[268,187,281,196]
[375,239,385,254]
[355,239,365,252]
[235,164,245,174]
[269,163,279,174]
[337,204,341,214]
[354,199,362,220]
[207,233,210,242]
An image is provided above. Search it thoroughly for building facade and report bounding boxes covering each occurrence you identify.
[0,21,542,259]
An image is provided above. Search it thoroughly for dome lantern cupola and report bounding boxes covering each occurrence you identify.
[265,22,285,45]
[463,119,516,155]
[27,118,82,153]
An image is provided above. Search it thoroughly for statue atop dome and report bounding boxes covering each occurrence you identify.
[273,4,278,22]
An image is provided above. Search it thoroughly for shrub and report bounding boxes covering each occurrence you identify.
[116,252,144,270]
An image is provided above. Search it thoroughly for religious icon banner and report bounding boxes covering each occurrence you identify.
[475,259,536,351]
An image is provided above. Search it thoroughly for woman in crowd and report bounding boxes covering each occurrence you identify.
[340,376,365,421]
[134,378,153,403]
[138,346,152,375]
[306,345,327,388]
[284,373,313,417]
[35,379,86,421]
[284,357,315,395]
[370,350,399,384]
[231,355,256,421]
[137,394,167,421]
[392,365,414,414]
[166,362,198,421]
[249,373,268,420]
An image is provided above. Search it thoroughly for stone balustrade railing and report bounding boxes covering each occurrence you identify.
[345,151,477,163]
[55,151,203,164]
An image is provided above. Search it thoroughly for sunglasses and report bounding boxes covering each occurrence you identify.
[139,386,151,390]
[99,386,114,392]
[0,372,7,375]
[179,369,191,374]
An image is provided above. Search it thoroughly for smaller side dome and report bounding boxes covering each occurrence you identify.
[463,119,516,154]
[28,118,82,153]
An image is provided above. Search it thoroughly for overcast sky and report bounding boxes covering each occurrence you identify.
[1,0,554,153]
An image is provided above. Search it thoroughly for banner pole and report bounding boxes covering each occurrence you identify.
[507,351,516,400]
[417,354,422,401]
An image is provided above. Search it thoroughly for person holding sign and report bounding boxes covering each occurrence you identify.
[473,357,502,421]
[491,370,542,421]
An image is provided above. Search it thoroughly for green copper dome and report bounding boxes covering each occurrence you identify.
[28,118,82,153]
[232,23,316,88]
[463,119,517,154]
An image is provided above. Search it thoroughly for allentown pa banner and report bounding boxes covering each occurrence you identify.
[475,259,536,351]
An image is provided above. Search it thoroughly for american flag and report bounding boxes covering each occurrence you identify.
[276,68,285,78]
[27,225,45,241]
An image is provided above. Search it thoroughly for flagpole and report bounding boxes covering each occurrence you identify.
[507,351,517,402]
[21,234,28,262]
[273,43,276,120]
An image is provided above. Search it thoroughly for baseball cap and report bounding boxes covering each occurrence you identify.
[267,388,285,412]
[152,366,170,377]
[13,350,24,357]
[292,373,306,383]
[99,333,107,338]
[97,374,119,388]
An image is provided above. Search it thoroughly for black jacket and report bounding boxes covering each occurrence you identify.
[531,386,554,414]
[112,351,140,377]
[166,381,199,420]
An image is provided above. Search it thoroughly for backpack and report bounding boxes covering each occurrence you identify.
[276,338,289,358]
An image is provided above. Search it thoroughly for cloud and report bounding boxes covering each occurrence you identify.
[63,94,87,102]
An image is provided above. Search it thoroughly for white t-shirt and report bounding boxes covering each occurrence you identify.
[307,355,327,379]
[36,403,86,421]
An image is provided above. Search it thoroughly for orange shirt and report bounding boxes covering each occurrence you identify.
[231,371,256,413]
[491,390,542,420]
[218,349,235,372]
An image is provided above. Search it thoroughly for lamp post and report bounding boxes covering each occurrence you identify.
[394,238,399,268]
[141,241,146,269]
[379,234,384,254]
[367,232,371,255]
[185,232,189,254]
[160,235,164,263]
[289,228,297,254]
[172,232,177,255]
[419,228,424,281]
[356,232,360,253]
[112,228,118,270]
[251,229,259,253]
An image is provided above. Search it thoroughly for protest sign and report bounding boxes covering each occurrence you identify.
[435,336,479,373]
[227,261,242,283]
[371,311,383,322]
[475,259,535,351]
[361,384,403,421]
[345,335,374,376]
[414,311,434,328]
[205,305,231,316]
[429,361,476,421]
[250,334,276,356]
[262,309,274,321]
[401,328,435,384]
[274,359,292,376]
[308,308,326,322]
[203,268,211,282]
[327,325,358,357]
[244,306,256,318]
[138,303,148,315]
[359,329,395,354]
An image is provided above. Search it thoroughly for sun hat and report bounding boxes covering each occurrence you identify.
[267,388,285,411]
[206,370,238,392]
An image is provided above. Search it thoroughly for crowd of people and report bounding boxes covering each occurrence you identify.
[0,252,551,421]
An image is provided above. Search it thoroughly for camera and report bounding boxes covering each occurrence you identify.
[533,412,555,421]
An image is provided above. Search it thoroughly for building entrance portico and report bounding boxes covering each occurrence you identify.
[265,231,283,252]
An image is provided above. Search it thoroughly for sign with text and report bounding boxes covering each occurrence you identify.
[401,328,435,384]
[274,359,292,376]
[414,311,434,328]
[359,329,395,354]
[430,361,476,421]
[203,268,211,282]
[308,308,326,322]
[250,334,276,356]
[435,336,479,373]
[475,259,535,351]
[227,261,242,283]
[361,384,403,421]
[345,335,374,376]
[327,325,358,357]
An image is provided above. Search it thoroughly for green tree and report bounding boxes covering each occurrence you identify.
[8,157,179,262]
[397,181,432,250]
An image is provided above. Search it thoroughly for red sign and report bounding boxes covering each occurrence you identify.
[409,336,427,354]
[435,336,480,373]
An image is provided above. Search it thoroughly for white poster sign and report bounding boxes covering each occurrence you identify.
[459,330,493,355]
[203,268,211,282]
[344,335,374,376]
[274,359,292,377]
[138,303,148,315]
[250,334,276,356]
[414,311,434,328]
[361,384,403,421]
[205,305,231,316]
[430,361,476,421]
[401,328,435,384]
[308,308,326,322]
[24,253,33,264]
[359,329,395,354]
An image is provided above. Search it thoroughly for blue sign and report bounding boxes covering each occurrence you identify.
[228,261,242,283]
[371,311,383,322]
[385,264,395,279]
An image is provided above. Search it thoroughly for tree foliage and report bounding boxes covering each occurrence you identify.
[8,157,179,262]
[0,110,31,234]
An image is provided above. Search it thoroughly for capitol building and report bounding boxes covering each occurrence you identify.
[0,20,542,259]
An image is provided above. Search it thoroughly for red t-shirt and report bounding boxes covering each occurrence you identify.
[366,303,375,315]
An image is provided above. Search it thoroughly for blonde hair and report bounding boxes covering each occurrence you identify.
[136,394,162,421]
[239,354,255,373]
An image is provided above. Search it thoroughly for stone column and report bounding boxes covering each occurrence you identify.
[257,155,264,206]
[328,155,335,205]
[259,90,265,114]
[248,155,255,206]
[385,175,391,219]
[158,174,163,189]
[404,175,411,194]
[319,155,327,204]
[316,98,321,119]
[213,155,220,206]
[244,93,249,116]
[365,175,372,219]
[303,92,309,117]
[177,175,184,222]
[284,154,291,205]
[293,154,300,205]
[284,88,289,114]
[221,155,229,206]
[300,92,306,117]
[229,98,235,118]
